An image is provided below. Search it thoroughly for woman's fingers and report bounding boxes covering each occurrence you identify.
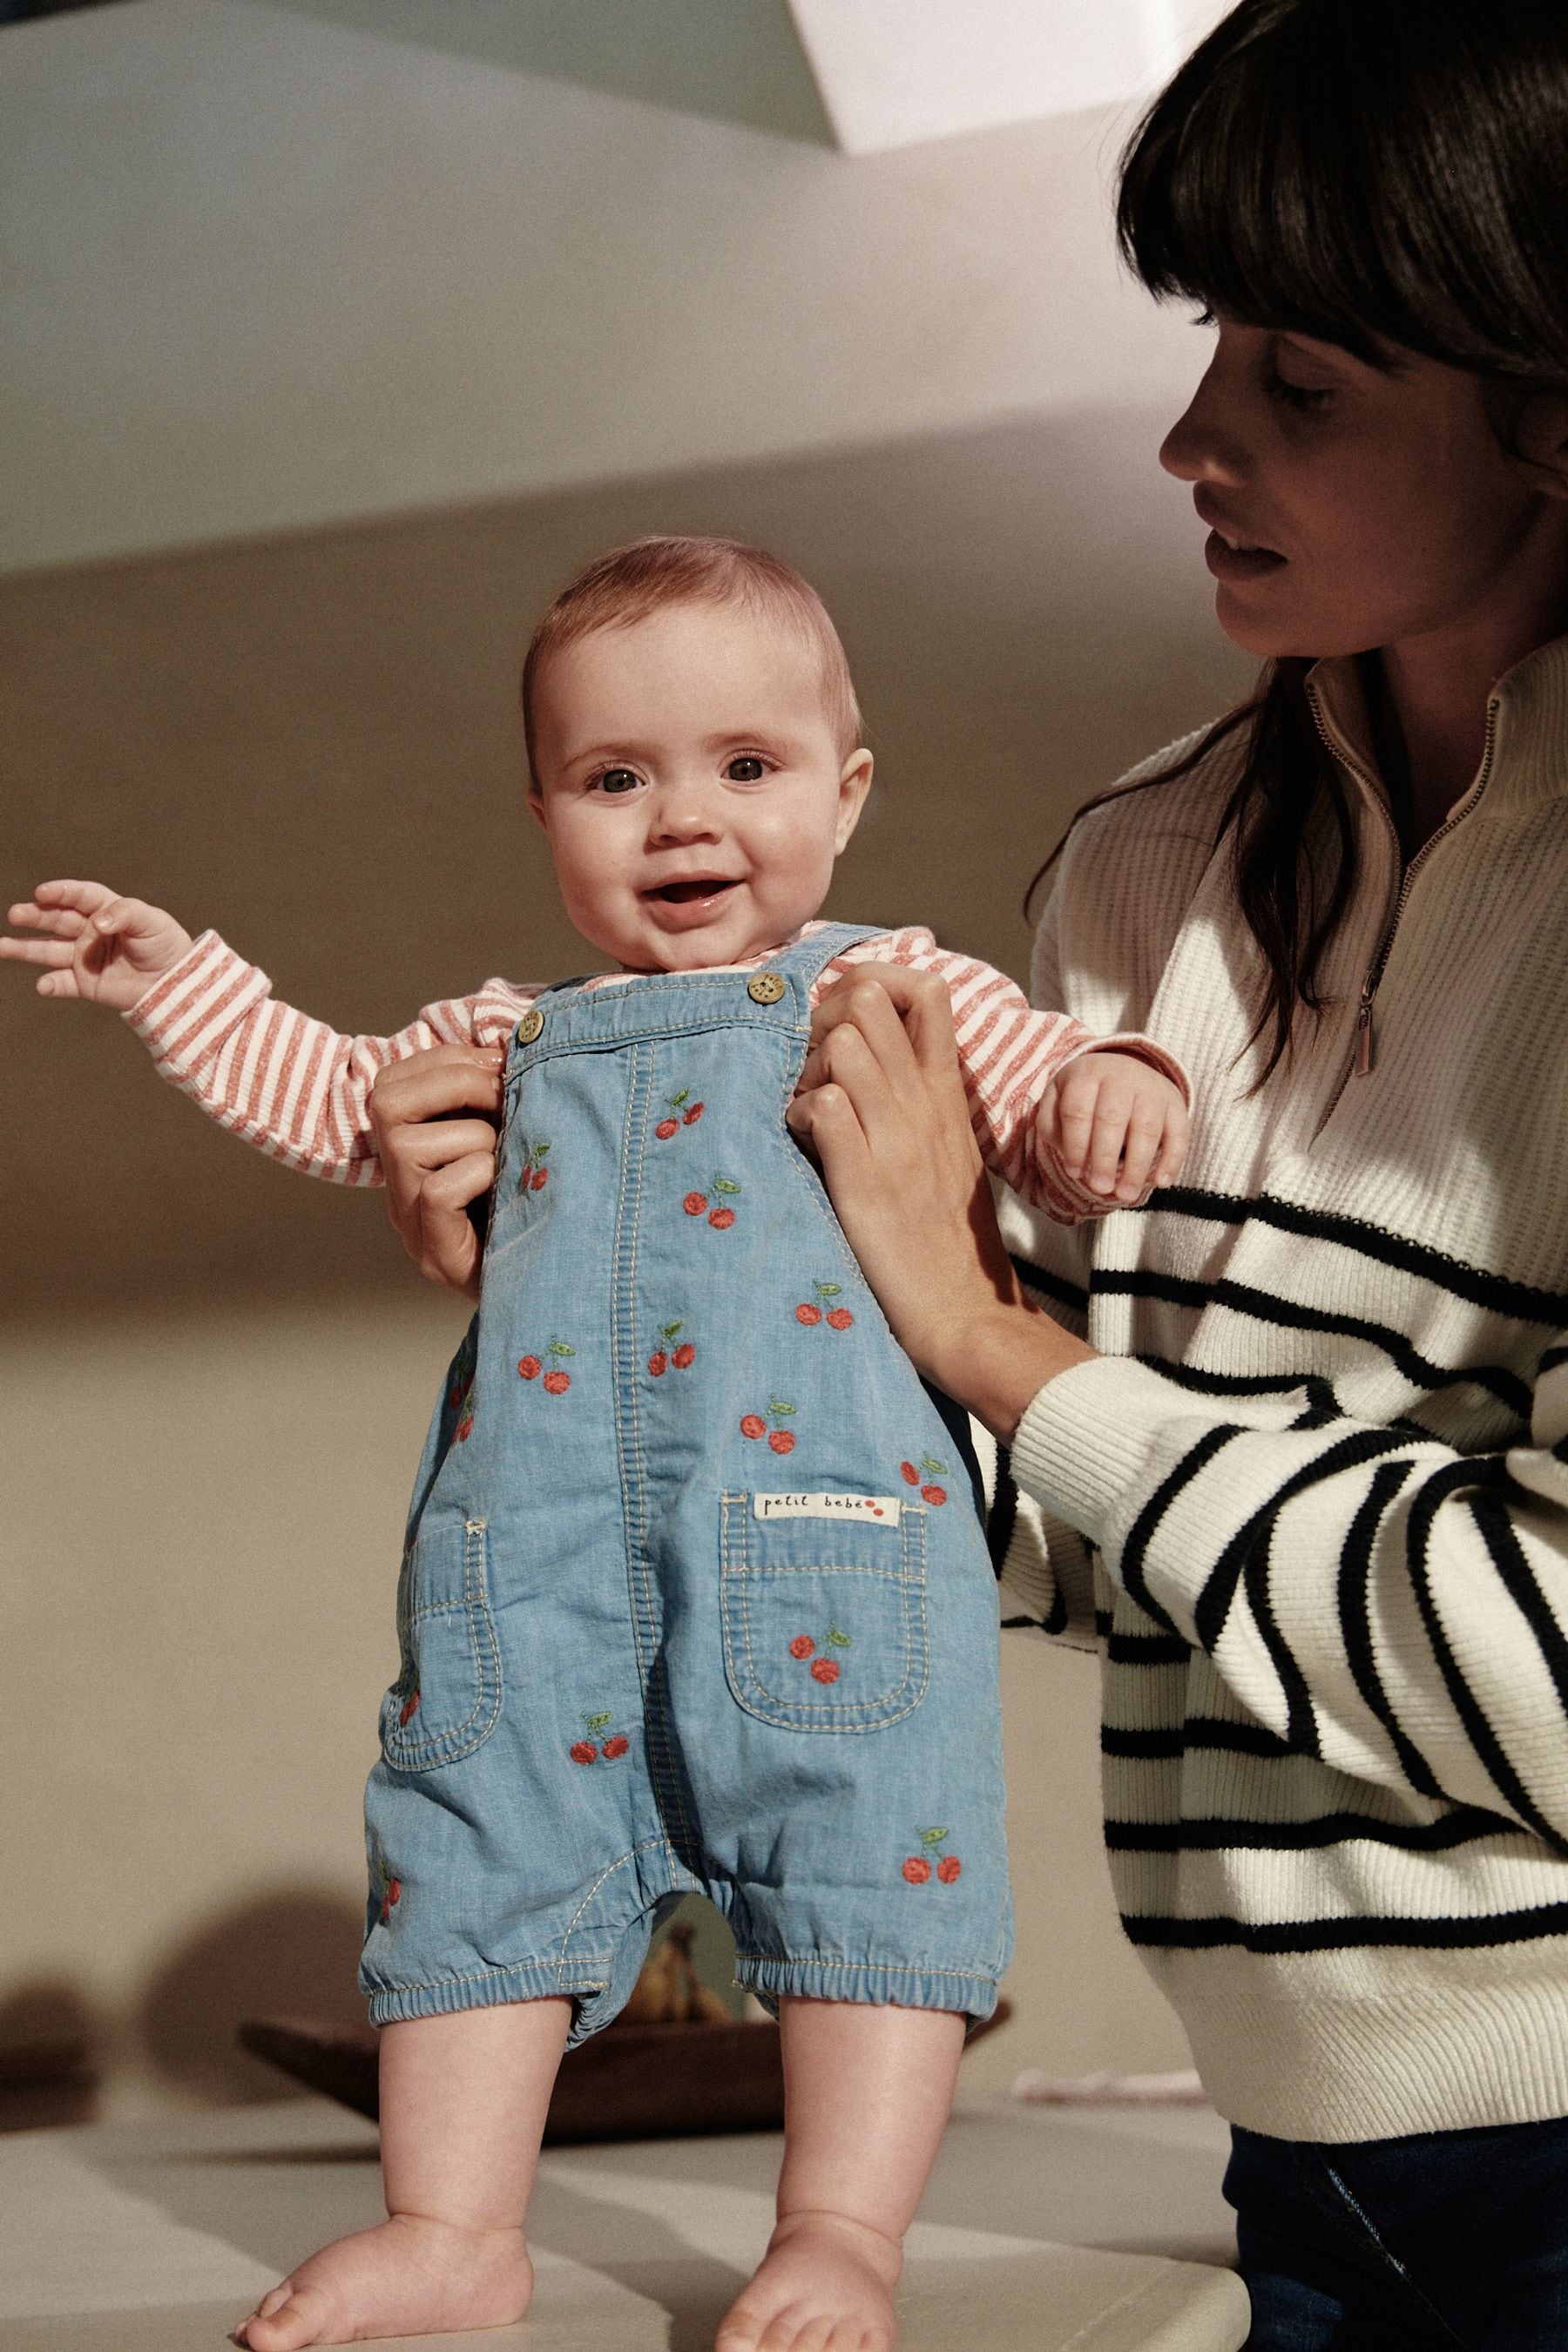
[409,1149,496,1294]
[370,1046,504,1139]
[798,964,960,1096]
[368,1045,504,1300]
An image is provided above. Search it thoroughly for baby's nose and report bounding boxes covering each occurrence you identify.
[649,783,724,840]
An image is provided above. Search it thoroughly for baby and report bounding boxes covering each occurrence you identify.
[3,537,1188,2352]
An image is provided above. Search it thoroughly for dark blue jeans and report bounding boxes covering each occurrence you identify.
[1227,2114,1568,2348]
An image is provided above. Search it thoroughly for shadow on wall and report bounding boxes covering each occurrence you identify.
[0,1889,754,2126]
[0,1893,368,2127]
[0,1978,100,2129]
[139,1889,370,2105]
[259,0,834,145]
[2,404,1250,1318]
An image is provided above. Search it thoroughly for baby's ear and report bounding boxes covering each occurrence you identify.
[835,749,875,855]
[1512,391,1568,500]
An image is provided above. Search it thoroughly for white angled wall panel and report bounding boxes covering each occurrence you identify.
[786,0,1233,154]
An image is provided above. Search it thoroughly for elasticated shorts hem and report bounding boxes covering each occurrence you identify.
[734,1950,1000,2022]
[364,1956,611,2028]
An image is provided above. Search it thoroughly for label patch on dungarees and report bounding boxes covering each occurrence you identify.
[752,1491,902,1527]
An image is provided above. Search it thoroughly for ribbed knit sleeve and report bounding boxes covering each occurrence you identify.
[124,929,534,1185]
[1011,1346,1568,1847]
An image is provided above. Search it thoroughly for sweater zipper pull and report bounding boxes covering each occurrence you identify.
[1355,977,1375,1077]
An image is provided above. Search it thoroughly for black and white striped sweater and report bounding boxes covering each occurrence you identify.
[990,632,1568,2143]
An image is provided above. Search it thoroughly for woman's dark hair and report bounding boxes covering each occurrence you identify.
[1038,0,1568,1080]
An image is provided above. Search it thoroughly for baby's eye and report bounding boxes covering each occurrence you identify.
[725,756,767,783]
[593,767,643,795]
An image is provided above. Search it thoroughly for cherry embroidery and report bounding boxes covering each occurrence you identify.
[519,1139,551,1192]
[795,1281,854,1330]
[902,1826,962,1886]
[792,1624,851,1683]
[520,1339,576,1392]
[398,1689,420,1727]
[374,1854,402,1923]
[655,1088,705,1139]
[900,1454,949,1505]
[453,1380,476,1442]
[571,1709,629,1764]
[740,1398,796,1452]
[648,1321,695,1376]
[684,1174,741,1227]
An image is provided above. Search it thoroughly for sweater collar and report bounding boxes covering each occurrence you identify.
[1306,629,1568,821]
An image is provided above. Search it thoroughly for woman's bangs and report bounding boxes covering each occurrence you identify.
[1117,61,1398,363]
[1119,0,1568,381]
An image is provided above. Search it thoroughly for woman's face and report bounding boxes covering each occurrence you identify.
[1159,318,1568,662]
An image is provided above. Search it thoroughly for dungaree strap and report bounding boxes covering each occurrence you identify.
[757,922,889,997]
[535,923,892,1017]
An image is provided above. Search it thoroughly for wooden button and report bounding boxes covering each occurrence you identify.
[747,971,786,1005]
[516,1008,544,1044]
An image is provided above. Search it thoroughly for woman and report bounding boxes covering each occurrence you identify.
[370,1,1568,2338]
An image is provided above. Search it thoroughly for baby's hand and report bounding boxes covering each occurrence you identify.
[1037,1049,1188,1206]
[1,879,194,1012]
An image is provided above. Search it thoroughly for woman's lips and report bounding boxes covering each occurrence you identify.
[1205,529,1287,583]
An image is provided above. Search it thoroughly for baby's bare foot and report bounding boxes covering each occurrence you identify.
[715,2210,902,2352]
[233,2212,533,2349]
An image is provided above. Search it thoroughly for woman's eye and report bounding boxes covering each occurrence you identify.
[1267,368,1332,413]
[725,756,767,783]
[594,767,642,795]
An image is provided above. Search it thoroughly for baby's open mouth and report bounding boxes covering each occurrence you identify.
[646,879,740,905]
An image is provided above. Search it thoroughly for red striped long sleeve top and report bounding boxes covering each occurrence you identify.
[125,920,1188,1224]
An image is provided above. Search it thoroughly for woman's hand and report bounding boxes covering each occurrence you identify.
[787,966,1094,1442]
[368,1044,504,1301]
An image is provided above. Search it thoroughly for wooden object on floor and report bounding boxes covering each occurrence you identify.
[238,2013,787,2141]
[238,1996,1012,2143]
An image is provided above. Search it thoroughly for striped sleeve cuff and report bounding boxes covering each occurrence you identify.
[1009,1355,1184,1547]
[123,929,269,1072]
[1094,1030,1193,1108]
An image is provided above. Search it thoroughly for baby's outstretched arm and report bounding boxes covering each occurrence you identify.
[5,880,529,1187]
[1037,1047,1189,1207]
[2,878,193,1009]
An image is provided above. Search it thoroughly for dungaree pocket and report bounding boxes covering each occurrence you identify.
[380,1516,503,1771]
[720,1493,928,1732]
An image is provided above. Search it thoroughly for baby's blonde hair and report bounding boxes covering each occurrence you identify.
[521,535,863,786]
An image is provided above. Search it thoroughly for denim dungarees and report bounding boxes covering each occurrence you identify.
[361,923,1014,2038]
